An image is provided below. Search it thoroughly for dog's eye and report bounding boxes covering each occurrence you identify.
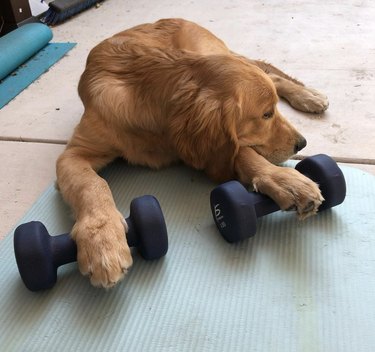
[263,111,274,119]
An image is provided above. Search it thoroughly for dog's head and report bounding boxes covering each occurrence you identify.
[232,64,306,164]
[169,55,306,179]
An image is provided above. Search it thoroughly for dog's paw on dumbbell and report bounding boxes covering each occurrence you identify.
[210,154,346,243]
[14,195,168,291]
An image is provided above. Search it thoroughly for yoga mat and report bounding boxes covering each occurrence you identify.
[0,161,375,351]
[0,24,76,109]
[0,24,52,81]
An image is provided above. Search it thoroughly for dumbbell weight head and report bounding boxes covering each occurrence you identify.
[127,195,168,260]
[14,222,77,291]
[295,154,346,211]
[211,181,270,243]
[210,154,346,243]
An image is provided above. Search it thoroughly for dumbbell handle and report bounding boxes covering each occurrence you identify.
[47,233,77,268]
[249,192,281,217]
[16,215,138,268]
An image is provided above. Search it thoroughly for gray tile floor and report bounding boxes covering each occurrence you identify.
[1,0,374,238]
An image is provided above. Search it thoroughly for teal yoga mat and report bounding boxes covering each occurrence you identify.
[0,161,375,351]
[0,24,52,81]
[0,24,75,109]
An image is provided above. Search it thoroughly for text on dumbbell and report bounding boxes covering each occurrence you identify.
[214,204,226,228]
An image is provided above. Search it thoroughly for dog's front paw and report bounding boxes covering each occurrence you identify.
[72,210,133,288]
[289,86,329,114]
[253,167,324,219]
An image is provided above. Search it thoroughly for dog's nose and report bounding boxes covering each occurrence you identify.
[294,136,307,153]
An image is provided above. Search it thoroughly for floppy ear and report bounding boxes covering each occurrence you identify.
[205,96,241,181]
[169,92,240,181]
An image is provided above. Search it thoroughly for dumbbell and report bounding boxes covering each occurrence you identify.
[14,195,168,291]
[210,154,346,243]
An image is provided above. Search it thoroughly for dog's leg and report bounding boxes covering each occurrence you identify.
[269,73,329,114]
[249,59,329,114]
[56,120,132,288]
[235,146,324,219]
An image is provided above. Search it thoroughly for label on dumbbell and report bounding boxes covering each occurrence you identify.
[214,204,226,229]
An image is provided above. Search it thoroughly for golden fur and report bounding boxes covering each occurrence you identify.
[56,19,328,288]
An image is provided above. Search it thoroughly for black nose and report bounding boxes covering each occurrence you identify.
[294,136,307,153]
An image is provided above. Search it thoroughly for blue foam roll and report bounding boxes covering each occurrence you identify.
[0,23,53,80]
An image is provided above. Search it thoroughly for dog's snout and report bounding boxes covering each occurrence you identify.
[294,136,307,153]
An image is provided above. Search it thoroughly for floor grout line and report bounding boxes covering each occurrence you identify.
[0,136,68,145]
[292,154,375,165]
[0,137,374,166]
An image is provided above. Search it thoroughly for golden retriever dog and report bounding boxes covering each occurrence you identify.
[56,18,328,288]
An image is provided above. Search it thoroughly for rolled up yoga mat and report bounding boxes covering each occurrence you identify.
[0,23,75,108]
[0,23,53,81]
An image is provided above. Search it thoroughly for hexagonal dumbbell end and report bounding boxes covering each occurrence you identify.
[210,154,346,243]
[14,195,168,291]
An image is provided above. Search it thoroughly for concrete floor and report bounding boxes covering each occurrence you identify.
[0,0,374,238]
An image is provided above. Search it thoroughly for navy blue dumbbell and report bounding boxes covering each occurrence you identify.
[14,195,168,291]
[210,154,346,243]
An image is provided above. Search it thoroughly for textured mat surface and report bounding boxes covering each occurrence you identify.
[0,161,375,351]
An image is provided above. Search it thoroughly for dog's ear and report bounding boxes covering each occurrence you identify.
[169,94,240,181]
